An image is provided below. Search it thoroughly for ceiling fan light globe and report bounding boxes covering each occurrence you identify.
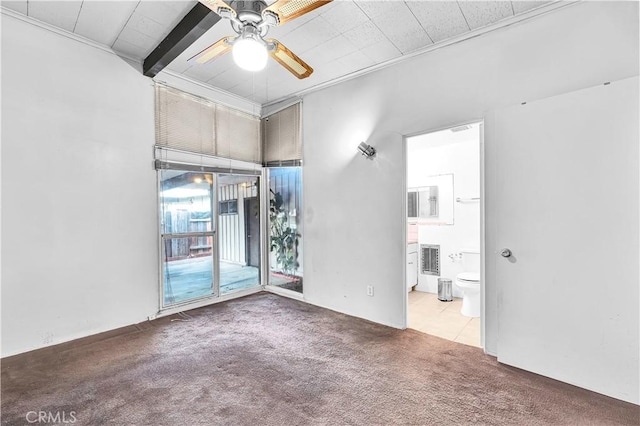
[232,38,268,71]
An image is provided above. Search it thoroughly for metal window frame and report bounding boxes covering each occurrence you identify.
[155,159,262,176]
[158,168,218,310]
[263,166,304,295]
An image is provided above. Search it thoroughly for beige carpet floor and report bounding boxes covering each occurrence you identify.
[2,292,638,425]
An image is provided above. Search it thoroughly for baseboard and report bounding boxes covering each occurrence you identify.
[2,288,265,365]
[1,322,151,370]
[264,285,304,301]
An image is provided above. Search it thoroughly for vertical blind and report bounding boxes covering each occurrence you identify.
[262,102,302,165]
[155,84,261,164]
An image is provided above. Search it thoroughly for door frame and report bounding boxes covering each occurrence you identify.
[402,119,487,351]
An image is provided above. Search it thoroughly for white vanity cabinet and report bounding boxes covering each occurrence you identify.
[407,243,418,291]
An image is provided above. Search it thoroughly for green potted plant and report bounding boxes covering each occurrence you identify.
[269,189,300,278]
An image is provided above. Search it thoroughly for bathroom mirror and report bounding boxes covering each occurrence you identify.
[408,174,454,225]
[418,186,438,217]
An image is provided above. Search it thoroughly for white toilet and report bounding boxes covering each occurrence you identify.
[455,249,480,318]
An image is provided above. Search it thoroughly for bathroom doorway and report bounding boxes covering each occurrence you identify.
[405,122,483,348]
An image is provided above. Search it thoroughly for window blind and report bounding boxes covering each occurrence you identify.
[155,84,261,164]
[262,102,302,166]
[215,104,261,163]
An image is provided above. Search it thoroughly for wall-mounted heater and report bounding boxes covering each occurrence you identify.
[421,244,440,276]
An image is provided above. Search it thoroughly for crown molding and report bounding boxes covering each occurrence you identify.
[262,1,580,109]
[0,6,142,66]
[262,98,303,118]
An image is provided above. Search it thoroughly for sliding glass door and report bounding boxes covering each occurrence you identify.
[160,170,216,306]
[159,167,262,308]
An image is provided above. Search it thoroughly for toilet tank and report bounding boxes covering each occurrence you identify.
[460,249,480,273]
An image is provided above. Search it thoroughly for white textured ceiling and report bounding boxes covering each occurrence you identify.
[2,1,553,105]
[2,0,197,57]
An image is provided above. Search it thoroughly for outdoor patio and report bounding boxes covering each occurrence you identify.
[163,257,259,305]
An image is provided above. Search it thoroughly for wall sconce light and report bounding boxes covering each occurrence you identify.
[358,142,376,159]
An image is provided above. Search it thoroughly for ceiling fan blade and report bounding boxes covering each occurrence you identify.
[266,39,313,79]
[262,0,332,26]
[188,37,234,64]
[200,0,237,19]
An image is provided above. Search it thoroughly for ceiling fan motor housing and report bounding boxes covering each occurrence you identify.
[239,25,264,44]
[234,0,268,22]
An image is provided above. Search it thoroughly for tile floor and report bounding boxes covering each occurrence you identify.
[408,291,481,348]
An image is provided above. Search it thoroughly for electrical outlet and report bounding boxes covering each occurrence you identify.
[366,285,374,297]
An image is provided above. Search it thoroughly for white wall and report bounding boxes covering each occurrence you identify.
[407,133,480,297]
[1,14,158,357]
[300,0,639,360]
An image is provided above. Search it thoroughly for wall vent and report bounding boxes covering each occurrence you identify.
[451,124,472,132]
[421,244,440,276]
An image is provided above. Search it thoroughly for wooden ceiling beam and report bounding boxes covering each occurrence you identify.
[143,2,222,78]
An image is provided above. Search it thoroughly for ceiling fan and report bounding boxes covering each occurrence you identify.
[190,0,332,79]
